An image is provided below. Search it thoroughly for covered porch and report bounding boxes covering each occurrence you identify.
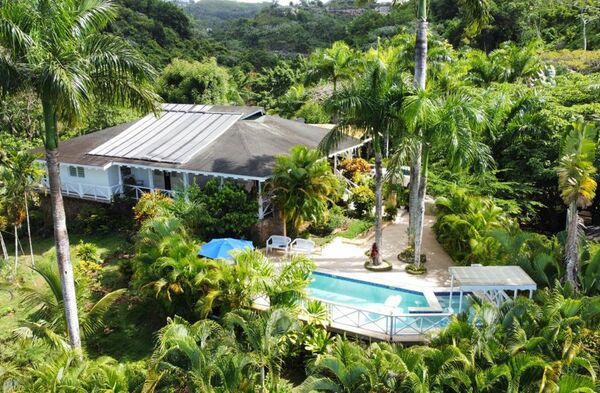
[116,164,272,219]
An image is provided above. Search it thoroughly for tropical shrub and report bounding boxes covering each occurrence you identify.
[434,186,512,264]
[270,146,340,237]
[339,157,370,180]
[294,101,330,123]
[384,202,398,221]
[175,180,258,240]
[132,191,173,225]
[157,58,241,104]
[75,241,101,265]
[131,215,205,320]
[70,205,112,235]
[75,241,103,287]
[349,185,375,218]
[309,205,345,236]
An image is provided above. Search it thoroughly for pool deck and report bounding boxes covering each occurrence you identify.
[308,210,454,293]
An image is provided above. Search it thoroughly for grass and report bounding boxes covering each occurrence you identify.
[338,219,373,239]
[311,218,373,246]
[0,231,156,363]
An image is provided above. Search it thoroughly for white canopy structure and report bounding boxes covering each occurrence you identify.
[448,265,537,312]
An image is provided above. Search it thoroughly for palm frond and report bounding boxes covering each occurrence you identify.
[74,0,116,37]
[81,288,126,337]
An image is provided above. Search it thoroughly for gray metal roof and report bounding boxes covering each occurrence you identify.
[89,104,252,164]
[36,105,365,180]
[449,266,537,290]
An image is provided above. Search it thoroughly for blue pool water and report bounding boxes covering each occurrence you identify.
[307,272,430,314]
[306,272,470,336]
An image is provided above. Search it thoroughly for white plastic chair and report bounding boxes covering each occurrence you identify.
[266,235,291,255]
[289,238,315,256]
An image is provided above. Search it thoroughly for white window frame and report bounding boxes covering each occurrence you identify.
[69,165,85,178]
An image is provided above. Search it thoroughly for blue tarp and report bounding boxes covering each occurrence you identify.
[198,238,254,261]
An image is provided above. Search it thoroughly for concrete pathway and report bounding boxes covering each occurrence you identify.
[310,210,454,292]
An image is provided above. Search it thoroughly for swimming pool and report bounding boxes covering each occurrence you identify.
[306,272,468,337]
[307,272,431,314]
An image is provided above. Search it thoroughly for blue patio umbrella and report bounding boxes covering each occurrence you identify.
[198,238,255,261]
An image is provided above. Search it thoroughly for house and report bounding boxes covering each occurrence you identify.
[36,104,365,219]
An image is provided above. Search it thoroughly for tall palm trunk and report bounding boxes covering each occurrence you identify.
[13,225,18,279]
[43,99,81,350]
[409,0,428,262]
[414,148,429,267]
[565,202,579,287]
[24,192,34,266]
[0,231,7,261]
[260,365,266,393]
[408,145,422,244]
[582,16,587,51]
[373,150,384,266]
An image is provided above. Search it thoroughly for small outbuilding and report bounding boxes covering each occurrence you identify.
[448,265,537,312]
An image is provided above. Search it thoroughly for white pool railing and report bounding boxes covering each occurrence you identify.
[254,296,453,340]
[322,299,453,340]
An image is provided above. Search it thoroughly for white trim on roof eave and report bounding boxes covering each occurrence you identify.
[109,161,270,182]
[34,159,111,171]
[454,284,537,291]
[327,139,370,158]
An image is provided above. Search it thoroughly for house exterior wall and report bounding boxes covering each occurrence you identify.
[60,164,111,186]
[106,166,120,186]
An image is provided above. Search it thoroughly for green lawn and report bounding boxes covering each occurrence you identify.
[0,232,156,362]
[311,218,373,246]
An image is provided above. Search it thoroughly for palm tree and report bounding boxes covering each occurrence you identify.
[321,59,404,266]
[406,0,491,254]
[557,119,597,288]
[0,147,44,268]
[269,146,340,238]
[401,89,491,267]
[0,0,160,349]
[134,215,206,319]
[145,316,248,392]
[306,41,358,92]
[0,204,8,261]
[197,249,273,317]
[224,308,299,393]
[16,261,125,346]
[296,338,371,393]
[0,148,8,261]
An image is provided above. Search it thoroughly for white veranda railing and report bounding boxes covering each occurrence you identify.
[123,184,177,200]
[53,181,122,202]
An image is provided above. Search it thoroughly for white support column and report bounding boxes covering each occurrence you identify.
[183,172,189,189]
[529,289,533,299]
[183,173,190,202]
[117,165,123,194]
[514,290,518,300]
[220,177,224,188]
[148,169,154,190]
[458,290,464,313]
[257,181,264,220]
[333,154,338,172]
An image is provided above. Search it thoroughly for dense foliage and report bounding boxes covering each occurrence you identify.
[2,0,600,391]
